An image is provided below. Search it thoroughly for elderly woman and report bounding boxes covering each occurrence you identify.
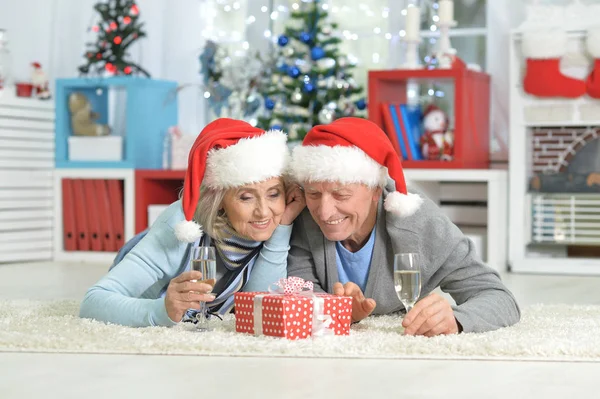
[79,119,305,327]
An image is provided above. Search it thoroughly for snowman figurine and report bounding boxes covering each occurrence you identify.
[420,104,454,161]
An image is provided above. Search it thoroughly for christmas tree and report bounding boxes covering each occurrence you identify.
[79,0,150,77]
[257,0,366,141]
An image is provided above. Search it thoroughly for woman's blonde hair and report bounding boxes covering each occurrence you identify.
[191,184,229,241]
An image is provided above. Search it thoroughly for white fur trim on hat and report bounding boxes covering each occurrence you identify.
[174,220,203,243]
[384,191,423,217]
[521,30,566,59]
[290,144,388,187]
[204,130,289,189]
[587,28,600,58]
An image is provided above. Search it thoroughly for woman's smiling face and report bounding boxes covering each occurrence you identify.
[221,177,286,241]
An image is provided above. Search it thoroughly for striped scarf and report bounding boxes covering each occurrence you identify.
[214,226,262,271]
[205,226,262,315]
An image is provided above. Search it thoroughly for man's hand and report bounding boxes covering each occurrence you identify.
[333,282,376,323]
[165,271,216,323]
[402,293,459,337]
[280,184,306,226]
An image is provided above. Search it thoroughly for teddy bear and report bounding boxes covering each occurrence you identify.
[68,92,111,136]
[419,104,454,161]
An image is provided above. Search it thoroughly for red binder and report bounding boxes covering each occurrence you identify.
[83,179,103,251]
[95,179,116,252]
[380,103,402,157]
[61,179,77,251]
[107,179,125,249]
[71,179,90,251]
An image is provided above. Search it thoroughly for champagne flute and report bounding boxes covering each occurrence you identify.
[190,246,217,331]
[393,253,422,314]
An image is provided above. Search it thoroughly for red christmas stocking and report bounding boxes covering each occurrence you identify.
[586,29,600,98]
[522,31,586,98]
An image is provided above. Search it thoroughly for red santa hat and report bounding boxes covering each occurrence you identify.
[174,118,289,242]
[422,104,448,131]
[289,117,422,217]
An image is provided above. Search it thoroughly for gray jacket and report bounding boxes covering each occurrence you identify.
[287,184,521,333]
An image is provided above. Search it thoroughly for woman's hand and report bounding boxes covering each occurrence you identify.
[164,271,215,323]
[280,184,306,225]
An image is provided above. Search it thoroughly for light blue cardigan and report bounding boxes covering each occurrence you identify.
[79,200,292,327]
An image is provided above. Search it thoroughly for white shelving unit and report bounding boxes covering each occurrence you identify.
[405,169,508,272]
[0,91,55,263]
[53,168,135,264]
[509,27,600,275]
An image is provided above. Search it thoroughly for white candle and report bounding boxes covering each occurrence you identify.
[439,0,454,24]
[405,5,421,41]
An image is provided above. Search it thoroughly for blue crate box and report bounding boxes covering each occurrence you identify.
[55,77,178,169]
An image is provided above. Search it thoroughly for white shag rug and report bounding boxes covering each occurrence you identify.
[1,300,599,362]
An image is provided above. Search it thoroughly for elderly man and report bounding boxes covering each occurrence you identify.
[287,117,520,336]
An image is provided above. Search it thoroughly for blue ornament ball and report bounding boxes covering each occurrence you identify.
[265,98,275,110]
[310,47,325,61]
[277,35,289,47]
[299,31,312,44]
[277,63,288,73]
[271,124,283,131]
[303,82,315,93]
[288,66,301,78]
[356,99,367,110]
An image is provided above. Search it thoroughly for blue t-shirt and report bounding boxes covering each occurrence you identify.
[335,228,376,292]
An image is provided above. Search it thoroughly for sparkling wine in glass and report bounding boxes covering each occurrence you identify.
[190,246,217,331]
[394,253,422,314]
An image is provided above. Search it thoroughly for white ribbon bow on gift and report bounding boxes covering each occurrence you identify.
[252,277,334,337]
[268,276,314,295]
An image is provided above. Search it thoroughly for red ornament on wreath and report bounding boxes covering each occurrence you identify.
[105,63,117,74]
[419,104,454,161]
[130,4,139,16]
[109,22,118,30]
[124,66,132,74]
[123,16,131,25]
[113,36,122,45]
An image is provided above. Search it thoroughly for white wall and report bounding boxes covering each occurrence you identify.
[0,0,56,83]
[487,0,526,163]
[0,0,529,140]
[0,0,207,134]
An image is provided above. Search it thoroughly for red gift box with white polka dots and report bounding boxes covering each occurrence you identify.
[234,292,352,340]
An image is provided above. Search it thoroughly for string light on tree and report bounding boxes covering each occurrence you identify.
[256,0,366,141]
[79,0,149,77]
